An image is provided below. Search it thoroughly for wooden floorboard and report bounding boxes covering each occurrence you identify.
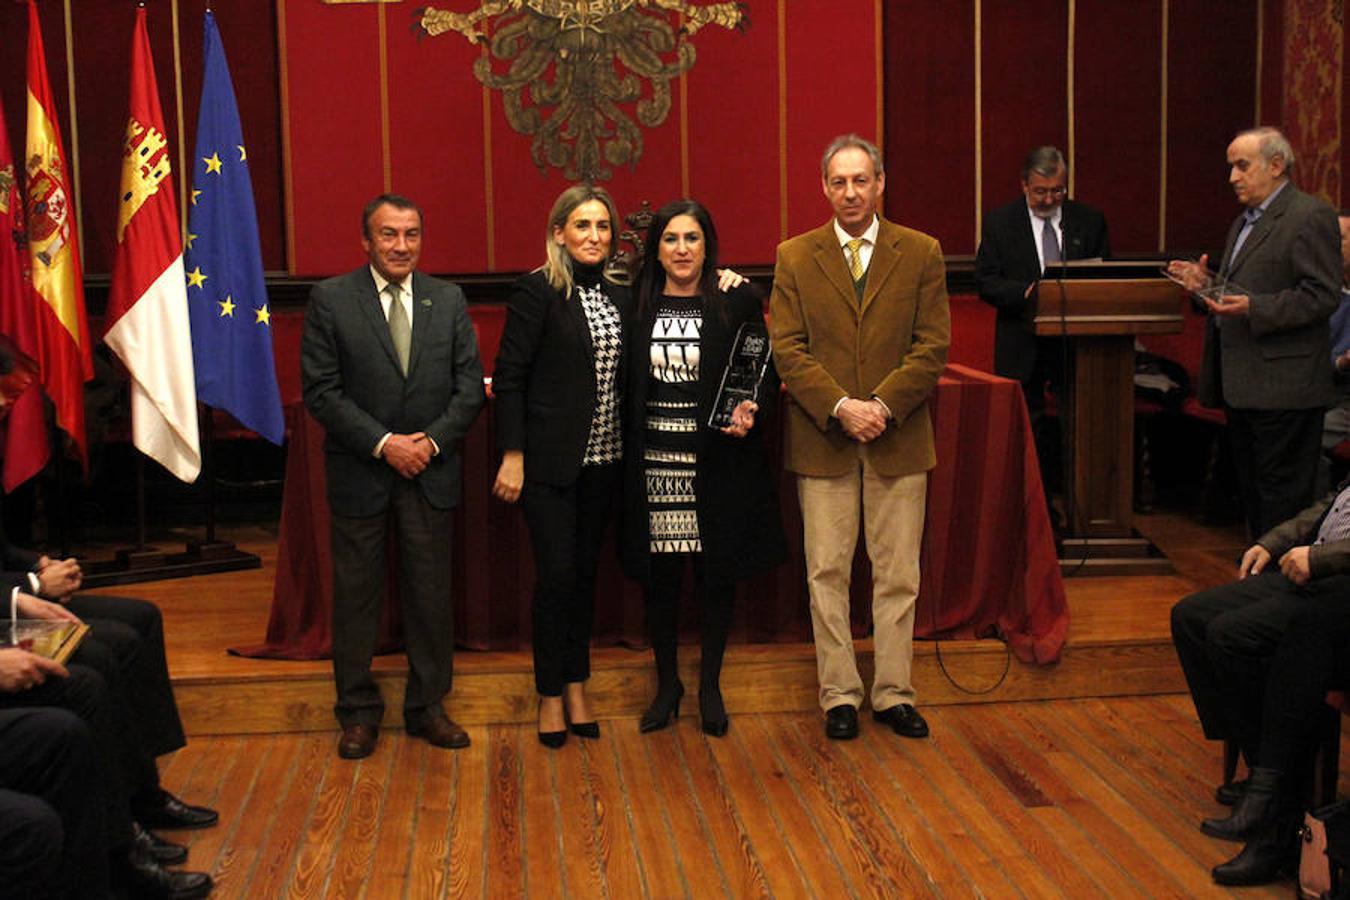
[158,702,1305,898]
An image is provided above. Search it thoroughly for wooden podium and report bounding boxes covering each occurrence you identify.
[1033,270,1184,574]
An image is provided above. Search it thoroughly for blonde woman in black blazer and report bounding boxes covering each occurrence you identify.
[492,184,631,748]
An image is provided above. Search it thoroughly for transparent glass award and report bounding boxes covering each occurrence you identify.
[708,321,771,428]
[1160,262,1252,305]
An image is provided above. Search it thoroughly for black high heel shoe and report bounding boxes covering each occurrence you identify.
[564,685,600,738]
[639,681,685,733]
[538,698,567,749]
[699,687,728,738]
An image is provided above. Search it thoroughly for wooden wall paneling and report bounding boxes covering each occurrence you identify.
[978,0,1069,217]
[1163,1,1260,254]
[780,0,881,239]
[683,3,782,266]
[883,1,979,255]
[1073,0,1164,253]
[281,0,386,277]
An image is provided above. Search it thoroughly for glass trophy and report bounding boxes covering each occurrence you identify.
[1160,263,1252,306]
[708,321,771,428]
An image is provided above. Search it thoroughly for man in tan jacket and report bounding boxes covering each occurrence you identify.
[770,134,950,741]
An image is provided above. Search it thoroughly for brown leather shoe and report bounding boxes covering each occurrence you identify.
[408,713,470,749]
[337,723,378,759]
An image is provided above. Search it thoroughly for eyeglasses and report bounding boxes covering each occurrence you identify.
[1027,186,1068,200]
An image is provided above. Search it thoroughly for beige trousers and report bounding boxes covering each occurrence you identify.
[797,447,927,712]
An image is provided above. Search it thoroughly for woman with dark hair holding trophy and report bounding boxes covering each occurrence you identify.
[621,199,787,737]
[492,184,630,748]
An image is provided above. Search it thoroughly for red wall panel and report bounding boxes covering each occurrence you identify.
[684,4,782,266]
[884,0,978,254]
[979,0,1069,217]
[1165,1,1260,254]
[282,1,386,276]
[1073,0,1164,253]
[781,0,881,240]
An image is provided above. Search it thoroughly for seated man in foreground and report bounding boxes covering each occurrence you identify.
[1171,476,1350,807]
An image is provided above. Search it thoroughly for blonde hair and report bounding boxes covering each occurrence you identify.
[541,184,620,295]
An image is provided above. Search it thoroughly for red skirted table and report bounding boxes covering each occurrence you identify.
[232,362,1067,664]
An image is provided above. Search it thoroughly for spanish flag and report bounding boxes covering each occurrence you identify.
[25,0,91,471]
[104,7,200,483]
[0,91,49,492]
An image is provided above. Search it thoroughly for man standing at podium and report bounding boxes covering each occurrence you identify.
[974,146,1110,522]
[1168,127,1340,540]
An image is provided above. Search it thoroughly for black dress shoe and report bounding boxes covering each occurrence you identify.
[1211,816,1299,886]
[132,821,188,865]
[538,698,567,749]
[116,844,214,899]
[337,724,378,760]
[1201,766,1279,842]
[825,704,859,740]
[640,681,685,734]
[137,789,220,831]
[873,704,930,739]
[569,721,601,739]
[700,687,728,738]
[1215,778,1248,806]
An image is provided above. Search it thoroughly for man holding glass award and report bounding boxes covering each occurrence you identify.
[1166,127,1340,541]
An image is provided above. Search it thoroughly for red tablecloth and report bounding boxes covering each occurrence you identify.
[232,363,1068,664]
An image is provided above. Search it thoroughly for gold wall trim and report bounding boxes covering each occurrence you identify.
[874,0,883,149]
[378,4,391,192]
[278,0,298,272]
[481,72,495,271]
[1067,0,1076,197]
[172,0,188,240]
[679,70,689,199]
[777,0,787,242]
[974,0,983,247]
[1158,0,1169,252]
[62,0,84,265]
[1254,0,1264,125]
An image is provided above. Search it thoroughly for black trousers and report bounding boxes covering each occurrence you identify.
[330,479,454,728]
[1226,406,1323,541]
[522,463,620,696]
[1171,571,1350,762]
[1019,336,1066,503]
[1258,600,1350,776]
[0,707,106,900]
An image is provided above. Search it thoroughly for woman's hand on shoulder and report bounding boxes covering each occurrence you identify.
[715,268,746,292]
[493,450,525,503]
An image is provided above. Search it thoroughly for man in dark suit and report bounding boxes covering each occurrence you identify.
[1168,127,1341,540]
[302,194,485,759]
[975,146,1109,507]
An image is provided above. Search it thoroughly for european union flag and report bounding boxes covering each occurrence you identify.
[185,11,284,444]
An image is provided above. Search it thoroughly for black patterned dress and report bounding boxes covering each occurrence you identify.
[644,296,702,553]
[576,280,623,466]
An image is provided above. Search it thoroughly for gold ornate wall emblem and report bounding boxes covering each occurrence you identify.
[415,1,748,181]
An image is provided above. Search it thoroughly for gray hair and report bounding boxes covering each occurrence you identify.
[820,133,884,179]
[361,193,422,239]
[1236,126,1296,176]
[1020,146,1066,182]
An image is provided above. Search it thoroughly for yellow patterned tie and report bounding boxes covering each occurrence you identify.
[846,238,865,281]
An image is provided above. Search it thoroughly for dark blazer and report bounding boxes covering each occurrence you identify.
[619,284,788,585]
[974,198,1110,383]
[300,267,486,517]
[492,270,632,487]
[1258,477,1350,579]
[1199,183,1341,410]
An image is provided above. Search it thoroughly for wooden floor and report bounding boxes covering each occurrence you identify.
[86,508,1331,896]
[155,696,1337,899]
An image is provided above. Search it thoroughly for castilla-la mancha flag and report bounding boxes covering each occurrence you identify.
[25,0,92,472]
[104,7,200,482]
